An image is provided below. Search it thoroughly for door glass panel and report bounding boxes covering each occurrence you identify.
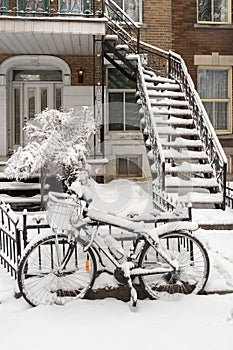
[55,87,62,110]
[14,88,20,144]
[28,88,36,119]
[13,70,62,81]
[40,87,48,111]
[108,92,124,130]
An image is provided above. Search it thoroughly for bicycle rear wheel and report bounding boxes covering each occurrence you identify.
[18,233,97,306]
[138,231,209,299]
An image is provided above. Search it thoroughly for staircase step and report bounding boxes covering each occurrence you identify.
[164,162,213,174]
[148,90,185,98]
[152,107,191,116]
[104,34,118,47]
[163,149,208,160]
[146,82,180,91]
[174,192,223,205]
[163,176,219,188]
[143,75,176,84]
[157,126,199,136]
[161,137,203,148]
[156,116,194,126]
[150,98,189,107]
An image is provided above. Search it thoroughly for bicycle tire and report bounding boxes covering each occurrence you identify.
[138,230,209,299]
[18,233,97,306]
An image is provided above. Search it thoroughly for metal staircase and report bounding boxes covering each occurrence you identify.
[104,0,227,211]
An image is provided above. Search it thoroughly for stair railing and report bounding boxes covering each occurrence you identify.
[137,57,166,193]
[104,0,140,53]
[168,51,227,209]
[132,40,227,209]
[104,2,227,210]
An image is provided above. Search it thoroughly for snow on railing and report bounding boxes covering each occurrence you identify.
[129,39,227,210]
[137,57,166,194]
[0,201,21,278]
[168,52,227,209]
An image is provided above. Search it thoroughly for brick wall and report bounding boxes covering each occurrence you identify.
[172,0,233,84]
[141,0,172,51]
[172,0,233,173]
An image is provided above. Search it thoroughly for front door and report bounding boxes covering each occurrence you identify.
[12,81,62,149]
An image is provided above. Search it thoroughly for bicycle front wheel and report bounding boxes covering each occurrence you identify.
[18,233,97,306]
[138,231,209,299]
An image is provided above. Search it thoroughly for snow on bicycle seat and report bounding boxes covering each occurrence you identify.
[87,208,146,233]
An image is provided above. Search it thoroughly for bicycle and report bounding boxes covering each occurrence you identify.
[17,191,210,307]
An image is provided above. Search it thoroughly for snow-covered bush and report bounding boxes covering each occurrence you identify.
[5,107,97,187]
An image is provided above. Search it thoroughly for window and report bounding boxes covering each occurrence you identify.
[197,0,231,23]
[197,68,232,133]
[108,68,139,131]
[117,156,142,177]
[113,0,142,22]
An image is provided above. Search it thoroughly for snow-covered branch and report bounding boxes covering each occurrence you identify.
[4,107,97,183]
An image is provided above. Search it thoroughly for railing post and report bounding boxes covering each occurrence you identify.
[22,209,28,249]
[168,51,172,79]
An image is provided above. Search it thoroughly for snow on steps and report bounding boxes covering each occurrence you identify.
[152,106,191,116]
[156,116,194,126]
[161,137,203,148]
[150,98,189,107]
[140,68,223,209]
[161,176,219,189]
[150,149,208,160]
[155,126,199,136]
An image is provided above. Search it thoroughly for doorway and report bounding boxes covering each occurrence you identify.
[11,70,62,148]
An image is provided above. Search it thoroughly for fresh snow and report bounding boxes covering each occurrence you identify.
[0,179,233,349]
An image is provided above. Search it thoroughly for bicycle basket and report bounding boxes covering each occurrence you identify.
[46,192,81,231]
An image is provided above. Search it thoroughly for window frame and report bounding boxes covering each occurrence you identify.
[107,68,139,132]
[117,155,142,177]
[197,0,232,24]
[197,66,232,134]
[113,0,143,23]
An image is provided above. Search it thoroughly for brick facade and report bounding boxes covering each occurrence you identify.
[141,0,172,51]
[172,0,233,177]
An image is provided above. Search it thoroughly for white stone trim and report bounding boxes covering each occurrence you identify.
[194,53,233,66]
[0,55,71,85]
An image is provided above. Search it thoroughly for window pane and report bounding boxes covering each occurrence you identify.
[109,92,124,130]
[14,88,20,145]
[13,70,62,81]
[214,0,228,22]
[28,88,36,119]
[198,70,228,99]
[40,88,48,111]
[118,158,127,175]
[118,156,142,176]
[198,0,228,22]
[215,102,228,130]
[108,68,136,89]
[125,92,140,130]
[198,0,211,21]
[55,87,62,110]
[128,157,142,176]
[203,101,213,122]
[125,0,139,21]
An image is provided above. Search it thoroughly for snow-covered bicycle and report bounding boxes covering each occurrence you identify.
[18,190,210,307]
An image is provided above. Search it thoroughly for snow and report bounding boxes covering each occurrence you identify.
[1,179,233,349]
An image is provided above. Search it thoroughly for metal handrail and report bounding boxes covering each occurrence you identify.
[133,39,227,209]
[104,0,140,53]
